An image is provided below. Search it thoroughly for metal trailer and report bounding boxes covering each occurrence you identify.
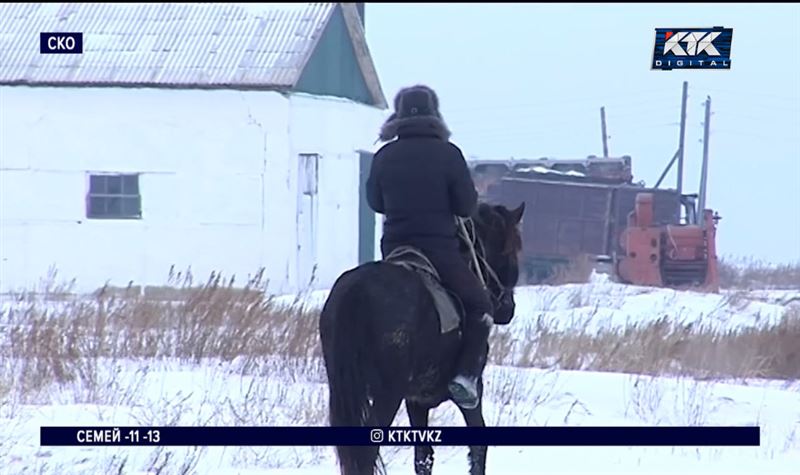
[482,175,681,283]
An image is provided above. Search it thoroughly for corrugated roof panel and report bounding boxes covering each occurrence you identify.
[0,2,335,88]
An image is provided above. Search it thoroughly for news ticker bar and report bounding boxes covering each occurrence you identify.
[40,426,760,447]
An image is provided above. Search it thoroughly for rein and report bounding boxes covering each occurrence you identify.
[456,217,509,307]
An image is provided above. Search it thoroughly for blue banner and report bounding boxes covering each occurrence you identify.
[40,426,760,447]
[39,32,84,55]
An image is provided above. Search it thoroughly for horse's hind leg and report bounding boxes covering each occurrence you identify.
[406,401,434,475]
[458,379,487,475]
[365,393,403,474]
[373,392,403,426]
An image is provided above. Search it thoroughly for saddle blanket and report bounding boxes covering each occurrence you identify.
[384,246,463,334]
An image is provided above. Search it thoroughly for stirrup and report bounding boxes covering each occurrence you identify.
[448,375,479,410]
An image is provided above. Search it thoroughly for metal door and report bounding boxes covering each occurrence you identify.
[358,151,376,264]
[297,153,319,290]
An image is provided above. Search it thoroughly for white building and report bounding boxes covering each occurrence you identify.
[0,3,388,294]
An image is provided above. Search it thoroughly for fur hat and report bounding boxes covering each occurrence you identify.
[379,85,451,142]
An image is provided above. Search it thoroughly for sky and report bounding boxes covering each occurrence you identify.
[363,3,800,265]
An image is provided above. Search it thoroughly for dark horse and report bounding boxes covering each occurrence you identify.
[319,202,525,475]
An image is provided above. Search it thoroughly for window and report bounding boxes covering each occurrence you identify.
[86,173,142,219]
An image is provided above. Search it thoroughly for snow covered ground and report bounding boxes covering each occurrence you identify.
[277,275,799,334]
[2,279,799,474]
[3,359,799,474]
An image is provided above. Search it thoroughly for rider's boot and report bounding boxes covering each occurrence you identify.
[449,312,493,409]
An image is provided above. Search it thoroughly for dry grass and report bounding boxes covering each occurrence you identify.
[0,269,320,400]
[2,267,798,405]
[489,305,800,381]
[2,268,799,473]
[718,258,800,290]
[535,255,800,290]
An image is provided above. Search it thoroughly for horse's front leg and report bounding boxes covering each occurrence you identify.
[457,378,487,475]
[406,400,435,475]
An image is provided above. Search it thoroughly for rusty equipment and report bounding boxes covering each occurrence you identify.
[476,155,721,291]
[479,156,680,283]
[470,155,634,196]
[616,193,720,292]
[616,93,720,292]
[473,85,722,291]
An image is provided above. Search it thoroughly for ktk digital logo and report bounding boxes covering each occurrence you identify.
[652,27,732,70]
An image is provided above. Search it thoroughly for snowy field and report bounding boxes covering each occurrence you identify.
[276,273,799,335]
[2,277,799,474]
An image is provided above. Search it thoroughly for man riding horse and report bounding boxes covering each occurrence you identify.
[366,85,492,410]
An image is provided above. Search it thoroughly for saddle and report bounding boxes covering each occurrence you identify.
[383,246,464,334]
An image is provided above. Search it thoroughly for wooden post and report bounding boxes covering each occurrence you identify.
[677,81,688,196]
[600,106,609,157]
[698,96,711,227]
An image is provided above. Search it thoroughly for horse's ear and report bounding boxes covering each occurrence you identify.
[510,202,525,225]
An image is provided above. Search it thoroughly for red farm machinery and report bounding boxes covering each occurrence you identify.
[616,192,720,292]
[469,83,721,292]
[615,89,721,292]
[471,137,720,291]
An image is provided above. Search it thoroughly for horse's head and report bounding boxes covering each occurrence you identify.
[470,202,525,325]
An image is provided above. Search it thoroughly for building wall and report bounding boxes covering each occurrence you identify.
[0,87,386,295]
[0,86,292,293]
[0,87,383,292]
[287,93,385,290]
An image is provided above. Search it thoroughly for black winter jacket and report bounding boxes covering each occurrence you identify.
[366,123,478,250]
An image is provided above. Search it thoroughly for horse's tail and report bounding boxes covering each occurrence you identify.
[321,274,384,475]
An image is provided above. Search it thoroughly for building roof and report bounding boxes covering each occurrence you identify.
[0,2,386,107]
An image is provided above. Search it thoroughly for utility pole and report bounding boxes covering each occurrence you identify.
[600,106,609,157]
[698,95,711,227]
[677,81,688,196]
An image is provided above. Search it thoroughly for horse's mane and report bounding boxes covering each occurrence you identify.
[471,202,522,256]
